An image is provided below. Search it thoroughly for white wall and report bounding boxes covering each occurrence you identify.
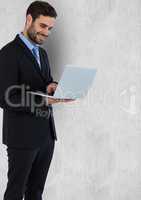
[1,0,141,199]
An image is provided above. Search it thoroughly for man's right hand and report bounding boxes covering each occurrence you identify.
[46,97,75,105]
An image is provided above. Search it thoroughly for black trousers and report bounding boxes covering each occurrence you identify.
[3,132,55,200]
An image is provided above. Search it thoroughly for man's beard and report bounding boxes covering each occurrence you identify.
[27,26,48,45]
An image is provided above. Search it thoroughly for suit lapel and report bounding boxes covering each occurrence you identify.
[39,48,48,78]
[14,34,47,82]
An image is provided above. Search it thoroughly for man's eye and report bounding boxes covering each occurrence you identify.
[40,25,46,28]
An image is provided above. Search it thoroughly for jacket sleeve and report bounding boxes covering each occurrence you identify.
[0,48,47,115]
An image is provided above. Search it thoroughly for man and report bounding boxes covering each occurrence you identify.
[0,1,72,200]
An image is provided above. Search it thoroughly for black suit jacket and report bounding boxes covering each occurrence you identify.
[0,34,57,149]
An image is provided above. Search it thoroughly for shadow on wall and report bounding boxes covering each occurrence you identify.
[42,0,116,83]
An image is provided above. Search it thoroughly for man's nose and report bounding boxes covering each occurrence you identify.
[41,31,48,38]
[45,27,51,36]
[41,28,51,37]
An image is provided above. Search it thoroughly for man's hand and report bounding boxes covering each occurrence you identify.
[46,97,75,105]
[46,82,75,105]
[47,83,58,95]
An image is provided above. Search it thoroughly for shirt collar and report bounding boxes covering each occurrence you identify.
[19,32,39,51]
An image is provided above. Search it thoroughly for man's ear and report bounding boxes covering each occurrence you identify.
[26,14,33,27]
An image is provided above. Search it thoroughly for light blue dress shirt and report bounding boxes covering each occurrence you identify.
[19,33,41,68]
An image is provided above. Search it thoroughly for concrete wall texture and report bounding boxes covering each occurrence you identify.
[0,0,141,199]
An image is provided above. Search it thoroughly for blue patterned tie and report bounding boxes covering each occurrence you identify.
[32,46,41,69]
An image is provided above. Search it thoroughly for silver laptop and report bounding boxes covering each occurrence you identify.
[29,65,97,100]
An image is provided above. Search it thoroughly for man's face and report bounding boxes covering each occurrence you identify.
[26,15,56,45]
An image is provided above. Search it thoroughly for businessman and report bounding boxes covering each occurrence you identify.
[0,1,72,200]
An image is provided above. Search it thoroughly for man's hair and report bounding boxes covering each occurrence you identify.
[26,1,57,21]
